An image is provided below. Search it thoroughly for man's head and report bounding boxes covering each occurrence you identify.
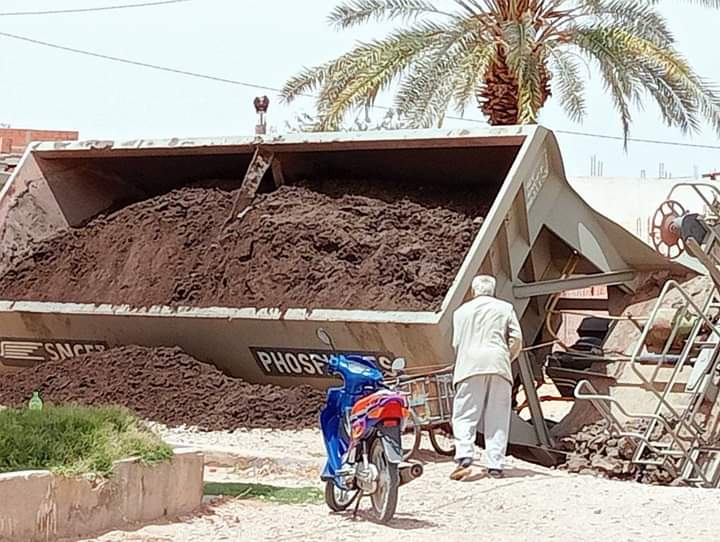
[471,275,496,298]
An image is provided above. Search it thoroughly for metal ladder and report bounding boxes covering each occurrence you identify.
[576,182,720,486]
[627,281,720,485]
[576,281,720,486]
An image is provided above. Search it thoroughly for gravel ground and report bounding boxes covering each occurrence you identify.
[154,425,326,462]
[73,427,720,542]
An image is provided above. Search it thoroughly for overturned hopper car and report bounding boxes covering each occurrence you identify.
[0,125,690,463]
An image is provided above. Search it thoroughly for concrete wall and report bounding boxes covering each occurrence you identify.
[0,450,203,542]
[568,176,708,272]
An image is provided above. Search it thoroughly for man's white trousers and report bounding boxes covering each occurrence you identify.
[451,374,511,470]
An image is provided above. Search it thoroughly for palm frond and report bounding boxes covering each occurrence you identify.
[452,0,486,17]
[315,22,452,129]
[550,50,587,123]
[572,27,640,144]
[503,15,545,123]
[572,25,720,144]
[393,27,486,126]
[648,0,720,7]
[579,0,674,46]
[328,0,452,29]
[621,33,720,133]
[282,64,332,102]
[452,39,496,115]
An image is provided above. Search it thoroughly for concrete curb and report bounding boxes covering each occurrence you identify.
[0,450,203,542]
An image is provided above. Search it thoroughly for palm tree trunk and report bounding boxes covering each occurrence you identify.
[477,52,552,125]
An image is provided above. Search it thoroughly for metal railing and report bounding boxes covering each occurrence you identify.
[573,182,720,486]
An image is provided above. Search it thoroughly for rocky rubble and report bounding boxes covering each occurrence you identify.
[557,420,680,485]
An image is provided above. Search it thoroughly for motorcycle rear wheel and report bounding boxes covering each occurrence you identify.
[369,438,399,524]
[324,481,358,512]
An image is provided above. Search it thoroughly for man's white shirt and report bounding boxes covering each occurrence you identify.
[452,295,523,385]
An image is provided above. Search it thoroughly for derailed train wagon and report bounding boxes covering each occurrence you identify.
[0,125,690,462]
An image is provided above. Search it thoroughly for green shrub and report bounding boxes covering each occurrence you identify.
[0,404,173,477]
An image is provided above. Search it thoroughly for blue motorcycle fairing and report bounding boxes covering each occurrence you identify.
[319,353,386,484]
[327,354,384,392]
[320,387,348,481]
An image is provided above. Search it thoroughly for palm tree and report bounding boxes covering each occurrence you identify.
[281,0,720,143]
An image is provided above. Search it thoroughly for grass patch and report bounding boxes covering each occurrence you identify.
[204,482,323,505]
[0,404,173,477]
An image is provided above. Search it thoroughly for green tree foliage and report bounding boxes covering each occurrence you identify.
[282,0,720,145]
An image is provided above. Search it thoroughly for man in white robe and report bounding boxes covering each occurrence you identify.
[450,275,523,480]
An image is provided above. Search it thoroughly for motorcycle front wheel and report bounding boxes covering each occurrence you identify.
[324,481,358,512]
[369,438,399,523]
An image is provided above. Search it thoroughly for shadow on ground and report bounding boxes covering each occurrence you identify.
[462,466,548,482]
[339,509,439,530]
[412,448,455,464]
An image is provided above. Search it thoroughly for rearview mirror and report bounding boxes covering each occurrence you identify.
[391,357,406,373]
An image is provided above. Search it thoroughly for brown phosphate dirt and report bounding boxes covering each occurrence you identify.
[0,346,325,430]
[0,179,486,311]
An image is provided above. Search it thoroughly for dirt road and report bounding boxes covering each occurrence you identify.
[78,428,720,542]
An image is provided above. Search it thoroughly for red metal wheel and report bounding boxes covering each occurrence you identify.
[651,200,686,259]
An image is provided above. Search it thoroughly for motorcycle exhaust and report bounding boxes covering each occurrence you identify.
[399,462,424,486]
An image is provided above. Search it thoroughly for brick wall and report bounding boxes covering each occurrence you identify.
[0,128,79,154]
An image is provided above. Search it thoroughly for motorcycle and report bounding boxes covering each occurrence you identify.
[316,328,424,523]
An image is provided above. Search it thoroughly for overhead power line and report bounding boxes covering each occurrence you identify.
[0,30,279,93]
[554,129,720,150]
[0,29,719,150]
[0,0,192,17]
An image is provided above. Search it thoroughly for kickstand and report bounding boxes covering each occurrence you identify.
[352,491,363,519]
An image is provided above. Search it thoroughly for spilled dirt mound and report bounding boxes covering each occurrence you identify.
[0,180,485,311]
[0,346,325,430]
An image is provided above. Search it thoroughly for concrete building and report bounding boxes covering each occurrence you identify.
[0,127,79,187]
[0,127,79,155]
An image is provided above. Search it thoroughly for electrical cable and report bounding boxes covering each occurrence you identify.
[0,0,192,17]
[1,29,719,150]
[0,30,281,93]
[553,129,720,149]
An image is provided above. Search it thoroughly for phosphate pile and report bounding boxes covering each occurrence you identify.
[557,420,679,485]
[0,346,325,430]
[0,179,486,311]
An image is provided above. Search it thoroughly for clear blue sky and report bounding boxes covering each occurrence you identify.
[0,0,718,178]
